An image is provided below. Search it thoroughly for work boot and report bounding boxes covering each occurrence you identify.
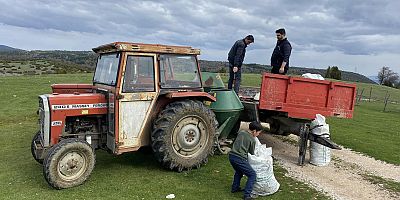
[243,194,257,200]
[231,187,244,193]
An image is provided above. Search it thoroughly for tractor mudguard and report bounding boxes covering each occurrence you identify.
[165,92,216,102]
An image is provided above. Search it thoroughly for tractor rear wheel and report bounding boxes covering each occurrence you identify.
[151,100,218,171]
[31,131,43,164]
[43,138,95,189]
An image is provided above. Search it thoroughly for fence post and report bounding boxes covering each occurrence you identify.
[355,88,360,105]
[369,87,372,102]
[383,93,390,112]
[357,88,364,104]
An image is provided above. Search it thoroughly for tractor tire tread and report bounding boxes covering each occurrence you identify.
[151,100,218,171]
[43,138,95,189]
[31,131,44,164]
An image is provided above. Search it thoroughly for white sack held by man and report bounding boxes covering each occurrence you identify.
[248,137,280,196]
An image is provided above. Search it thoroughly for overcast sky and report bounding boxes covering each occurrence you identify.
[1,0,399,76]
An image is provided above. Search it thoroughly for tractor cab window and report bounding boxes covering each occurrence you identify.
[122,56,155,92]
[159,55,201,88]
[94,53,120,85]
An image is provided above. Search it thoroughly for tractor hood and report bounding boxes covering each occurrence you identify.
[47,93,108,115]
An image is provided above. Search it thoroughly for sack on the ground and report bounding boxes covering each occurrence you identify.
[248,138,280,196]
[309,114,331,166]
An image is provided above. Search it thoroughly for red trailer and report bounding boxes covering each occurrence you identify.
[259,73,356,119]
[239,73,357,165]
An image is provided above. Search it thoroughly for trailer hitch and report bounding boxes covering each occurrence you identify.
[308,133,341,150]
[298,123,341,166]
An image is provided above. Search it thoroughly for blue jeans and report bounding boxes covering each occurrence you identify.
[227,64,241,94]
[229,154,256,198]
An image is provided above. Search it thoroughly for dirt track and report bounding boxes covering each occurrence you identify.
[240,123,400,200]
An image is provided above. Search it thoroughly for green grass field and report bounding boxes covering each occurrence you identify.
[0,74,329,200]
[328,102,400,165]
[353,82,400,102]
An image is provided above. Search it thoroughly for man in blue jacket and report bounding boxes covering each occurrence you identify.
[228,35,254,94]
[271,28,292,75]
[229,121,263,200]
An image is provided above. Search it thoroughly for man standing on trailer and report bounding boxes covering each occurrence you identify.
[228,35,254,94]
[270,28,292,75]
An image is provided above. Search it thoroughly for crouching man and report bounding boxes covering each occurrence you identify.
[229,121,263,200]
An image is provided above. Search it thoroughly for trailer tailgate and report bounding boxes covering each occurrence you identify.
[259,73,357,119]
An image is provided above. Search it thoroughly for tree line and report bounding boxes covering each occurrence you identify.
[2,50,392,86]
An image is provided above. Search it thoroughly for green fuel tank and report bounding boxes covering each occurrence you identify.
[201,72,243,139]
[209,89,243,139]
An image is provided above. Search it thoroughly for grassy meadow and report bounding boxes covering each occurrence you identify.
[0,74,328,200]
[0,72,398,199]
[328,102,400,165]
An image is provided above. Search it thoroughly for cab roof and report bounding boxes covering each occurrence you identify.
[92,42,201,55]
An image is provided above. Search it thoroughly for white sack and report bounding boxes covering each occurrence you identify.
[302,73,325,80]
[310,114,331,166]
[248,137,280,196]
[254,92,260,101]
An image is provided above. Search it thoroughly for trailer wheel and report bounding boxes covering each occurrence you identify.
[31,131,43,164]
[43,138,95,189]
[152,100,218,171]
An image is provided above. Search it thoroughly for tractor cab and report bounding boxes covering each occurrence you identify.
[91,43,211,154]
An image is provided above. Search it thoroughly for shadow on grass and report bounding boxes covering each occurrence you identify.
[95,147,161,170]
[18,146,162,189]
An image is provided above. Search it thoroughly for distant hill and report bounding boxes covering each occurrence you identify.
[0,50,97,71]
[0,49,376,83]
[0,45,23,52]
[0,50,95,76]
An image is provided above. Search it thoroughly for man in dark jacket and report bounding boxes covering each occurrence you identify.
[271,28,292,75]
[229,121,263,200]
[228,35,254,94]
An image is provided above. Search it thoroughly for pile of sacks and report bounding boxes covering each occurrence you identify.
[248,138,280,196]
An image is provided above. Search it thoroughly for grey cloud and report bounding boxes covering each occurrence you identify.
[0,0,399,56]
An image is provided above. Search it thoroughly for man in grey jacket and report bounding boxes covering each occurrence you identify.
[229,121,263,200]
[228,35,254,94]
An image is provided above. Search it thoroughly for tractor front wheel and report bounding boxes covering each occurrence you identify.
[151,100,218,171]
[43,138,95,189]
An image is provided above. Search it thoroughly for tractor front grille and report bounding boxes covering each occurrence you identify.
[38,95,50,147]
[38,97,45,136]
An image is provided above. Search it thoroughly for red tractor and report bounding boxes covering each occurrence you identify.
[31,42,221,189]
